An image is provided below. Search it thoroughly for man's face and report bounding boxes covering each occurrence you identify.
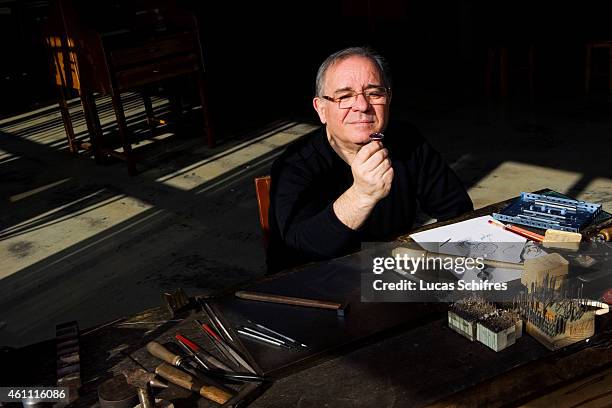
[313,55,391,147]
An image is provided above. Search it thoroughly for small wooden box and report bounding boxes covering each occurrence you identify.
[448,311,477,341]
[477,321,520,352]
[526,311,595,351]
[522,253,568,291]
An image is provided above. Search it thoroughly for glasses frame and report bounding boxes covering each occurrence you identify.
[321,87,391,109]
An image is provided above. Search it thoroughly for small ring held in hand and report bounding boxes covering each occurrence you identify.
[369,132,385,141]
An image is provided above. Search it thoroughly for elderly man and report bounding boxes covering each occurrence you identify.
[267,47,473,272]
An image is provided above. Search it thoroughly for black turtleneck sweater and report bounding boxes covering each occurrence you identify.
[267,121,473,273]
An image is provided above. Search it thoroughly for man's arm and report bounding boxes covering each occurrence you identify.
[270,141,392,259]
[333,141,393,229]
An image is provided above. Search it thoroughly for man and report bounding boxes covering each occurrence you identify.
[267,47,473,272]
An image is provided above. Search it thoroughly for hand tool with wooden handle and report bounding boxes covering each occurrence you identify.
[235,291,349,316]
[146,341,263,383]
[146,341,187,368]
[146,342,230,389]
[155,363,232,404]
[392,246,524,270]
[596,226,612,242]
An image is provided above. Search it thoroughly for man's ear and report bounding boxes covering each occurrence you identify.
[313,97,327,124]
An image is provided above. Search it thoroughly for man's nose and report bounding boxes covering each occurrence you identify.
[351,93,370,111]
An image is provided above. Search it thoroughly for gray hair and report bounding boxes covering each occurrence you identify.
[315,47,391,97]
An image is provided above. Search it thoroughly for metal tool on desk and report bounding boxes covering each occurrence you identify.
[199,299,235,343]
[197,321,258,375]
[123,368,157,408]
[175,333,232,372]
[235,291,350,316]
[237,327,294,349]
[248,320,308,348]
[492,192,602,232]
[161,288,190,318]
[195,319,241,368]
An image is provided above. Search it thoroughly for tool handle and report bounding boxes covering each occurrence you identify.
[155,363,232,405]
[482,259,524,270]
[392,247,524,270]
[202,324,222,341]
[175,333,201,352]
[506,224,545,242]
[147,341,181,366]
[599,226,612,241]
[235,291,341,310]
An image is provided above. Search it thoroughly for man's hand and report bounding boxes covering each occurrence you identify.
[333,141,394,230]
[351,141,394,206]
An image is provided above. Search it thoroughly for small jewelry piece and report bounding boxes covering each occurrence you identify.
[369,132,385,141]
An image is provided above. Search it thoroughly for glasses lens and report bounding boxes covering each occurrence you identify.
[338,95,357,109]
[337,89,387,108]
[366,89,388,105]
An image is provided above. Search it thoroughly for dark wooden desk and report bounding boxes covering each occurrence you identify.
[4,194,612,407]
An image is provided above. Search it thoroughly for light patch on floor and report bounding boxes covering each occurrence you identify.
[0,194,153,279]
[0,121,319,282]
[157,122,319,191]
[578,177,612,212]
[468,161,584,209]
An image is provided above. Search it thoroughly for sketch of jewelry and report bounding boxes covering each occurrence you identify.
[520,241,546,261]
[456,240,499,258]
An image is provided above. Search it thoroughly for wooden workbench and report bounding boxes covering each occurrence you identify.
[3,191,612,407]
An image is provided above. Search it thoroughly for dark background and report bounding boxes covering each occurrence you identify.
[2,0,612,132]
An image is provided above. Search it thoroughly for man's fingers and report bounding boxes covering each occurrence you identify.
[371,156,391,177]
[382,166,394,183]
[363,148,389,172]
[354,141,383,165]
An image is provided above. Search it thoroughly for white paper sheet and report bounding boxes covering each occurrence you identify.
[409,215,531,283]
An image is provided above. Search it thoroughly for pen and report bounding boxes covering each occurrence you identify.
[488,219,544,242]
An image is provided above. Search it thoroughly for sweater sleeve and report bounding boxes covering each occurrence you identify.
[270,158,359,259]
[414,141,473,221]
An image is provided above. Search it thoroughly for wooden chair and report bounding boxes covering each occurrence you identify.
[254,176,271,248]
[46,0,215,176]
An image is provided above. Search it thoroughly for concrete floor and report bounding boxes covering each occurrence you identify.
[1,95,611,347]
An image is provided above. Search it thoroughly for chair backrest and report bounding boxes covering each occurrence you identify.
[254,176,271,248]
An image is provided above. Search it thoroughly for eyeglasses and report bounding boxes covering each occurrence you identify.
[322,87,390,109]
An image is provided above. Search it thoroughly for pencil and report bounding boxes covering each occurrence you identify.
[488,219,544,242]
